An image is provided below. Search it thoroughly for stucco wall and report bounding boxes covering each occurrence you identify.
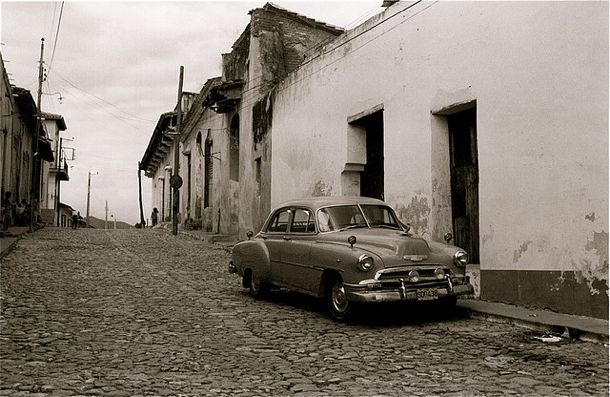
[270,2,608,314]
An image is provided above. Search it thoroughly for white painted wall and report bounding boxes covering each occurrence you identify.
[271,2,608,279]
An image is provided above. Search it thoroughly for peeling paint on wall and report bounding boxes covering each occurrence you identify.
[312,180,332,197]
[395,194,431,236]
[512,240,533,263]
[585,212,597,222]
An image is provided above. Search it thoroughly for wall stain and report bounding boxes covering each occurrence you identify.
[395,195,430,236]
[512,240,533,263]
[482,224,495,246]
[585,212,597,222]
[312,180,332,197]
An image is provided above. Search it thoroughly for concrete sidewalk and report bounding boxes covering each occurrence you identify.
[0,226,31,260]
[458,299,609,344]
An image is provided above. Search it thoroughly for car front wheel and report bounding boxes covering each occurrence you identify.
[326,279,353,321]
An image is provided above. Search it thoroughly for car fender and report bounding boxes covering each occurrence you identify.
[232,239,271,281]
[311,240,383,285]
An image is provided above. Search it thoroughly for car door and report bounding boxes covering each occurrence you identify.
[261,208,291,284]
[280,208,319,293]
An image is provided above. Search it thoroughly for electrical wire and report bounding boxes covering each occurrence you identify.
[229,0,436,111]
[51,69,155,124]
[47,1,64,77]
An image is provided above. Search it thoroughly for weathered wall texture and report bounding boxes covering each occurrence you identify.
[270,2,608,317]
[234,4,343,237]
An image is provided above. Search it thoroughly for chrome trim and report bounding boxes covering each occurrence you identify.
[374,265,450,280]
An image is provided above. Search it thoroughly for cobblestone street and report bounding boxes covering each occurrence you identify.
[1,228,608,396]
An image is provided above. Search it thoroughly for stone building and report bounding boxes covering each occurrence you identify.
[140,93,197,225]
[142,3,343,235]
[267,1,608,318]
[202,2,344,235]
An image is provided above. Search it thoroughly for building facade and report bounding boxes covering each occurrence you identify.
[141,1,607,319]
[268,1,608,318]
[1,51,55,227]
[204,2,344,235]
[39,112,69,225]
[142,3,343,235]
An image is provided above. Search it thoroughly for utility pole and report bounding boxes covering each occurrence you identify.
[138,161,145,228]
[105,200,108,230]
[30,38,44,233]
[172,66,184,236]
[55,137,62,227]
[86,170,97,227]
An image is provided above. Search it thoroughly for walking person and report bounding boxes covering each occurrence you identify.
[151,208,159,227]
[71,209,78,229]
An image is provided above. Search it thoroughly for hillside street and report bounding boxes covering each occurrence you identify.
[1,228,608,396]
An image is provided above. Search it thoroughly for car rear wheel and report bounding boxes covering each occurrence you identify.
[248,271,267,299]
[326,278,352,321]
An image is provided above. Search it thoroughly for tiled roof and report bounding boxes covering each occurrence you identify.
[41,112,67,130]
[256,2,344,34]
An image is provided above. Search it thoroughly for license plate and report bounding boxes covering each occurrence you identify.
[416,288,438,301]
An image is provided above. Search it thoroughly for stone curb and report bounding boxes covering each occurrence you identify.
[459,303,609,345]
[0,236,21,260]
[0,225,45,261]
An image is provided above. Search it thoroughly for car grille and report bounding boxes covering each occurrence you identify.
[376,267,451,281]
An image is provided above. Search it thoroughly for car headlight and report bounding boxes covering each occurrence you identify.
[357,254,374,272]
[453,251,468,266]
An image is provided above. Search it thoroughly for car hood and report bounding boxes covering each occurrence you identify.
[317,228,431,257]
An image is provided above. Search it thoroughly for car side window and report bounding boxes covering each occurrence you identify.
[290,209,315,233]
[267,209,291,233]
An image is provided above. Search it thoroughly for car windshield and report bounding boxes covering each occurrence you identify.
[316,204,401,232]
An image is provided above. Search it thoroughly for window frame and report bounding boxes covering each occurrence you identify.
[288,207,316,235]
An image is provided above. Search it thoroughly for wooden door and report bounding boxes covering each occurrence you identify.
[448,108,479,263]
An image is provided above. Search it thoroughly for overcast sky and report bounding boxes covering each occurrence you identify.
[1,1,382,224]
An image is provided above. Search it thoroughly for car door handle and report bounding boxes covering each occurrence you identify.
[283,236,291,241]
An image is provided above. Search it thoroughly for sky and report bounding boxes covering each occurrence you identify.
[0,0,382,224]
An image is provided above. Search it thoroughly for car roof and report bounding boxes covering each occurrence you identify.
[274,196,388,212]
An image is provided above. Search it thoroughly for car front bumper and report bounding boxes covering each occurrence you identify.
[344,279,474,303]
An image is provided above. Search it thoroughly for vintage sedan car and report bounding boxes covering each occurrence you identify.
[229,196,473,321]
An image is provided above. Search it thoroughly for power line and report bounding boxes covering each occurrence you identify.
[47,1,65,77]
[51,69,155,124]
[236,1,437,110]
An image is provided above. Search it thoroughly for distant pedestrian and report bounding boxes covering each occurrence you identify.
[2,192,14,230]
[151,208,159,227]
[71,209,78,229]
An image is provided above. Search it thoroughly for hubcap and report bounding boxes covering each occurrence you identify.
[331,283,348,313]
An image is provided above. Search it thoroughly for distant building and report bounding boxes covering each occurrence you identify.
[39,112,69,226]
[140,93,197,224]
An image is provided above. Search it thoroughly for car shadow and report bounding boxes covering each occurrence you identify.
[255,288,471,327]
